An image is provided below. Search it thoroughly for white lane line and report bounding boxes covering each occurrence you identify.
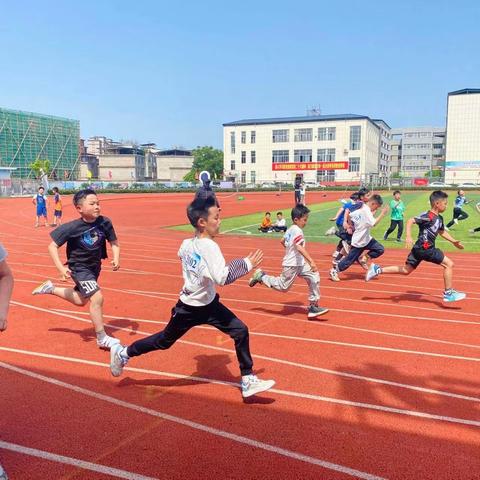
[0,440,157,480]
[1,348,479,427]
[0,362,385,480]
[8,303,480,404]
[51,307,480,351]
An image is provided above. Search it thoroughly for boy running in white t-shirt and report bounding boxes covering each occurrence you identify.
[249,204,328,319]
[330,194,388,281]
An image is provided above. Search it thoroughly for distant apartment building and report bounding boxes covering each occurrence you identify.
[223,114,390,186]
[156,148,194,182]
[390,127,445,178]
[445,88,480,184]
[98,144,146,182]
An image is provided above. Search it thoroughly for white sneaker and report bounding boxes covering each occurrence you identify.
[454,218,459,225]
[97,335,120,350]
[32,280,55,295]
[110,343,128,377]
[366,263,381,282]
[241,375,275,398]
[0,463,8,480]
[444,225,450,231]
[329,268,340,282]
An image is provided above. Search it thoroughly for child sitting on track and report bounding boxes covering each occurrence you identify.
[33,186,49,227]
[330,194,387,281]
[109,195,275,399]
[366,190,466,303]
[249,204,329,319]
[259,211,272,233]
[32,189,121,349]
[0,241,14,480]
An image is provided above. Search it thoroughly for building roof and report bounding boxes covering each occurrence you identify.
[158,149,192,156]
[448,88,480,96]
[371,119,392,129]
[223,114,382,127]
[0,106,79,124]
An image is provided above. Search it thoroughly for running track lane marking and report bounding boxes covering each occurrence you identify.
[10,301,480,403]
[12,299,480,363]
[1,348,480,426]
[0,440,157,480]
[0,362,385,480]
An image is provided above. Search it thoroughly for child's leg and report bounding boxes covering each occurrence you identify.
[441,256,454,290]
[366,239,384,260]
[384,220,396,239]
[458,209,469,221]
[381,264,415,275]
[208,301,253,376]
[261,266,298,292]
[52,286,89,306]
[88,290,106,334]
[336,246,363,272]
[397,220,404,240]
[299,266,320,304]
[35,216,40,226]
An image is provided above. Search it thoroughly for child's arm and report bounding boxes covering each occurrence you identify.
[330,206,343,222]
[343,209,353,234]
[48,241,71,278]
[280,237,286,247]
[373,206,389,226]
[0,259,14,331]
[439,230,464,249]
[404,217,416,249]
[295,245,317,272]
[110,240,120,270]
[32,196,36,205]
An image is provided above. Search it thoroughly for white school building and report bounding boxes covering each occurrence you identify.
[223,114,391,187]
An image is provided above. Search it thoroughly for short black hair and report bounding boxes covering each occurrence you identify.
[265,211,271,216]
[73,188,97,206]
[276,211,283,216]
[187,195,217,228]
[430,190,448,206]
[38,186,44,191]
[393,190,401,195]
[357,187,370,199]
[349,192,360,201]
[52,187,59,193]
[369,194,383,206]
[291,203,310,221]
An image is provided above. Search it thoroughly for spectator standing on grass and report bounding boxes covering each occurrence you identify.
[383,190,405,242]
[0,241,14,480]
[294,174,302,204]
[300,181,307,205]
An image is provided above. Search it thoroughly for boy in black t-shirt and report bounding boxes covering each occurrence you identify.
[365,191,466,302]
[32,189,121,348]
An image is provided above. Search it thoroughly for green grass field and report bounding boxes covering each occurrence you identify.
[171,191,480,253]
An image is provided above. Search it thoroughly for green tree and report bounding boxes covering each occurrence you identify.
[184,146,224,182]
[424,169,442,178]
[29,159,51,178]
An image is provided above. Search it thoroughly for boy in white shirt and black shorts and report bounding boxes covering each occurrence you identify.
[330,194,388,281]
[248,204,329,319]
[109,195,275,399]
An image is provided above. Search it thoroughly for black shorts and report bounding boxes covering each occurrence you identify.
[335,225,352,243]
[54,210,62,217]
[406,247,444,269]
[71,265,101,298]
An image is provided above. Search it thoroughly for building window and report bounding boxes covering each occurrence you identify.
[272,150,289,163]
[251,151,256,163]
[294,149,312,162]
[433,143,443,150]
[317,170,335,182]
[348,157,360,173]
[230,132,235,154]
[318,127,336,141]
[317,148,336,162]
[250,171,256,184]
[251,131,256,144]
[350,126,361,150]
[241,131,246,144]
[241,171,246,183]
[230,160,235,171]
[294,128,312,142]
[272,129,289,143]
[241,151,246,164]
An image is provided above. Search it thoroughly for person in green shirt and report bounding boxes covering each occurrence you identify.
[383,190,405,242]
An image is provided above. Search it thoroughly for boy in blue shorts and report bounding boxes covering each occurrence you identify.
[32,189,121,349]
[366,191,466,302]
[110,195,275,398]
[33,186,49,227]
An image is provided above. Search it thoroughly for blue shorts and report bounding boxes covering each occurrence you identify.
[36,206,47,217]
[54,210,62,218]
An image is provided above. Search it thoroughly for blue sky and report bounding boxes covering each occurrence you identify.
[0,0,479,148]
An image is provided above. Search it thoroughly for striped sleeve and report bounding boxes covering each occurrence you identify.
[224,258,251,285]
[293,233,304,245]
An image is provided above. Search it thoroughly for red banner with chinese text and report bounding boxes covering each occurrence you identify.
[272,161,348,171]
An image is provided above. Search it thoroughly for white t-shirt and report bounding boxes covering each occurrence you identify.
[349,203,376,248]
[282,225,305,266]
[178,237,252,307]
[0,243,7,263]
[275,218,286,227]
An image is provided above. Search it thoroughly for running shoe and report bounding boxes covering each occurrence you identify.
[32,280,55,295]
[469,229,476,234]
[443,289,466,303]
[110,343,128,377]
[329,268,340,282]
[454,218,459,225]
[241,375,275,398]
[97,335,121,350]
[366,263,381,282]
[248,269,265,287]
[307,305,329,319]
[332,250,340,258]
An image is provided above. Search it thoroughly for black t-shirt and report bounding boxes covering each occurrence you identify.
[413,211,444,249]
[50,216,117,268]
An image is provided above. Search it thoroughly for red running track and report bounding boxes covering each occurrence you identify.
[0,192,479,479]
